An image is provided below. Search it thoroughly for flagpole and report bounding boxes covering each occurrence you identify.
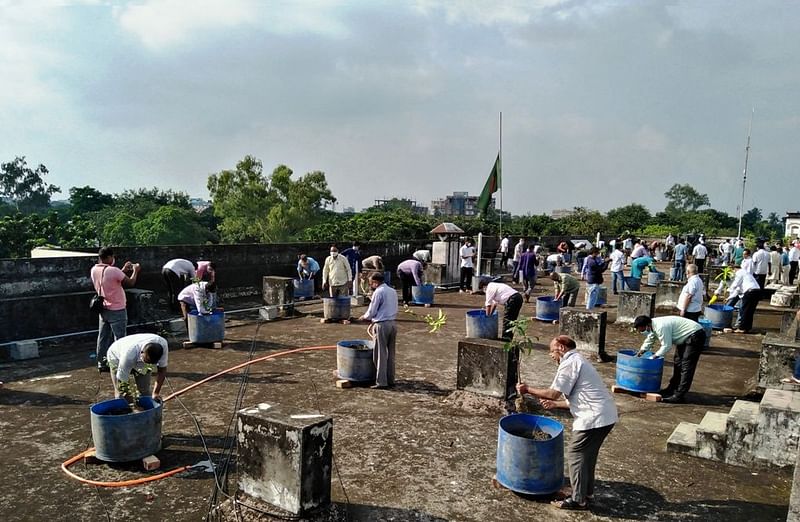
[736,108,754,241]
[499,111,503,238]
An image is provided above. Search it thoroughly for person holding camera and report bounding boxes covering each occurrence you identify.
[91,247,141,372]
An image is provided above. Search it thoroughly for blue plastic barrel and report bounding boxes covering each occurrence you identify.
[536,296,561,321]
[647,271,664,287]
[704,304,734,330]
[412,283,435,305]
[615,349,664,393]
[669,267,678,281]
[625,277,641,291]
[336,340,376,382]
[293,278,314,299]
[496,414,564,495]
[187,309,225,343]
[90,397,162,462]
[465,310,499,339]
[323,296,351,320]
[699,318,712,347]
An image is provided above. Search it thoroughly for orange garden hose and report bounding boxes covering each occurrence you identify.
[62,344,338,487]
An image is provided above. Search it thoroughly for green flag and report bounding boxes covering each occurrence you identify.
[477,153,501,215]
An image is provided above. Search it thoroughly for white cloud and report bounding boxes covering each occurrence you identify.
[114,0,351,50]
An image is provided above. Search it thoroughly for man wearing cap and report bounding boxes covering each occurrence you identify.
[634,315,706,404]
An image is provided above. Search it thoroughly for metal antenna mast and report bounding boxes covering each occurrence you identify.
[736,108,754,240]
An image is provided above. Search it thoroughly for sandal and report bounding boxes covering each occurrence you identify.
[781,377,800,386]
[551,498,588,510]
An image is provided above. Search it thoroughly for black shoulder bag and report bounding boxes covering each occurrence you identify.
[89,266,108,314]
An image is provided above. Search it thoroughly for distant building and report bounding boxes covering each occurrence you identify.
[551,208,574,219]
[341,206,356,214]
[430,191,494,217]
[373,198,429,215]
[785,212,800,238]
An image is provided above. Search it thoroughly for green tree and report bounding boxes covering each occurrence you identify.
[133,206,212,245]
[101,211,138,246]
[0,156,61,213]
[208,156,336,242]
[115,187,192,217]
[557,207,609,236]
[664,183,710,214]
[606,204,652,236]
[68,186,114,215]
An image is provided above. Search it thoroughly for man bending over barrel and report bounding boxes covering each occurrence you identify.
[106,333,169,402]
[517,335,618,510]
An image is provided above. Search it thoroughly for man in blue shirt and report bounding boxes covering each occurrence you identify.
[341,242,362,292]
[584,248,608,310]
[672,238,688,281]
[359,272,398,389]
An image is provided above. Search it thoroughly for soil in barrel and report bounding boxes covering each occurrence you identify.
[349,344,371,350]
[531,428,552,441]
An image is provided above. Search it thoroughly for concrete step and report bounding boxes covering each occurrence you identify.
[754,389,800,467]
[724,400,760,466]
[695,412,728,462]
[666,422,698,456]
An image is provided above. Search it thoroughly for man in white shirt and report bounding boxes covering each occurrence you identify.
[499,234,510,267]
[727,268,762,333]
[459,238,476,293]
[789,241,800,285]
[517,335,617,510]
[481,280,523,341]
[609,246,626,294]
[512,238,526,281]
[177,281,217,326]
[719,239,732,265]
[106,333,169,401]
[740,249,754,274]
[768,245,783,284]
[751,242,771,288]
[677,264,704,322]
[691,242,708,274]
[162,258,196,312]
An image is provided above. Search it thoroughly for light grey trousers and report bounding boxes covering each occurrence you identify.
[567,423,614,504]
[372,321,397,387]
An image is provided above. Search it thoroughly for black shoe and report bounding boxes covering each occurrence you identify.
[662,395,685,404]
[658,389,674,397]
[97,364,110,373]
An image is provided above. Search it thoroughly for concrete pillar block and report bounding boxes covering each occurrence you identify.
[616,291,656,324]
[125,288,155,325]
[752,389,800,468]
[350,295,364,306]
[424,264,446,286]
[789,440,800,521]
[558,308,607,357]
[757,333,800,390]
[781,310,800,341]
[456,338,519,399]
[237,404,332,515]
[262,276,294,316]
[655,281,684,311]
[5,340,40,360]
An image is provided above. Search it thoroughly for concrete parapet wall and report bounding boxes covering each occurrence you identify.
[0,241,427,343]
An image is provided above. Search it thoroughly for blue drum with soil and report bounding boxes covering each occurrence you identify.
[496,414,564,495]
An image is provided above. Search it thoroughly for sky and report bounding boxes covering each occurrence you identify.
[1,0,798,218]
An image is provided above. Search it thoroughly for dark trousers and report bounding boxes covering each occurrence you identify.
[665,330,706,399]
[460,266,474,291]
[162,268,190,312]
[695,258,705,273]
[754,273,767,289]
[398,271,415,304]
[501,292,524,341]
[683,311,702,322]
[735,289,761,331]
[790,261,799,285]
[567,423,614,504]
